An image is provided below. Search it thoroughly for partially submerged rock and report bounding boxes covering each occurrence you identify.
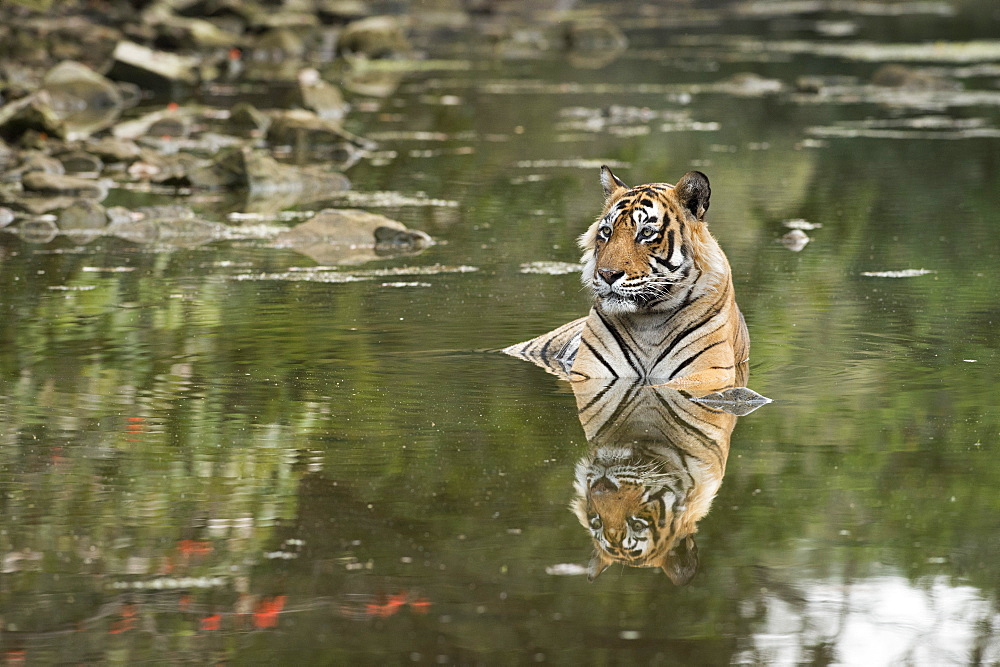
[690,387,772,416]
[274,208,432,265]
[184,146,351,195]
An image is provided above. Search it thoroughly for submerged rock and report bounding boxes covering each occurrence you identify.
[275,208,432,265]
[106,205,225,247]
[16,218,59,244]
[185,146,351,194]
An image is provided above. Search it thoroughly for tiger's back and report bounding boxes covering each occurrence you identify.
[504,166,748,390]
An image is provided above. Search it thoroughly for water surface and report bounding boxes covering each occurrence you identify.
[2,2,1000,663]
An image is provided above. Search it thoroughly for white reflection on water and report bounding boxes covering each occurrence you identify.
[738,575,1000,666]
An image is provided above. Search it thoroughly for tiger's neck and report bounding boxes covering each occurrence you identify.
[570,271,743,386]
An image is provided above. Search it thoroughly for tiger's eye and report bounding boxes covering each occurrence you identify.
[628,517,648,532]
[589,515,602,530]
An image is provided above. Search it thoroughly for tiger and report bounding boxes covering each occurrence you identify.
[569,379,745,583]
[504,166,749,390]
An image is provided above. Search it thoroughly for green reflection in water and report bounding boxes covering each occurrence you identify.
[2,1,1000,663]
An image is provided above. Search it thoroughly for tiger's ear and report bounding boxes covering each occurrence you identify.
[674,171,711,220]
[600,165,628,200]
[659,535,699,586]
[587,547,614,582]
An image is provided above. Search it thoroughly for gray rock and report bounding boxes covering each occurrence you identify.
[40,61,124,140]
[0,92,65,141]
[337,16,410,59]
[22,171,109,199]
[108,40,201,89]
[690,387,772,416]
[228,103,272,138]
[17,218,59,244]
[58,198,107,232]
[267,108,374,149]
[297,69,349,121]
[275,208,432,265]
[86,136,142,162]
[57,151,104,175]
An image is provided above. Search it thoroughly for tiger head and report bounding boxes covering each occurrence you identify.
[579,167,727,315]
[571,445,711,584]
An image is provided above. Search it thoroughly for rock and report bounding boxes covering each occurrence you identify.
[86,136,142,162]
[107,205,224,247]
[340,68,403,98]
[107,40,201,89]
[113,106,199,141]
[715,73,785,96]
[0,92,65,141]
[297,69,349,121]
[39,61,124,140]
[57,151,104,175]
[181,147,351,195]
[871,64,961,92]
[563,18,628,69]
[267,108,374,149]
[8,152,65,180]
[22,171,109,199]
[337,16,410,59]
[57,199,107,233]
[16,218,59,244]
[229,103,272,138]
[0,207,15,228]
[780,229,810,252]
[275,208,432,265]
[690,387,772,416]
[249,28,308,63]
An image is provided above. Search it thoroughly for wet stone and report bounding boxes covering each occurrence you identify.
[57,151,104,175]
[9,152,66,179]
[17,218,59,244]
[298,69,349,121]
[57,199,107,232]
[0,92,65,141]
[275,208,432,265]
[108,40,201,89]
[337,16,411,59]
[22,171,109,199]
[0,207,15,228]
[40,60,124,140]
[86,136,142,162]
[228,103,272,138]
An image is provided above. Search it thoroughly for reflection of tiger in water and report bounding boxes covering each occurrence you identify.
[504,167,749,390]
[569,380,739,583]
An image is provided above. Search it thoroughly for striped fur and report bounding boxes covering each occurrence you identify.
[569,379,737,583]
[504,167,749,389]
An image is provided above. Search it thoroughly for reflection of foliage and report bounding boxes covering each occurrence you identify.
[2,3,1000,662]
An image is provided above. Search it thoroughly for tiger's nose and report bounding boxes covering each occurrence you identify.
[597,268,625,285]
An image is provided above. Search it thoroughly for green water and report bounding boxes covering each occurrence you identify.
[2,3,1000,664]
